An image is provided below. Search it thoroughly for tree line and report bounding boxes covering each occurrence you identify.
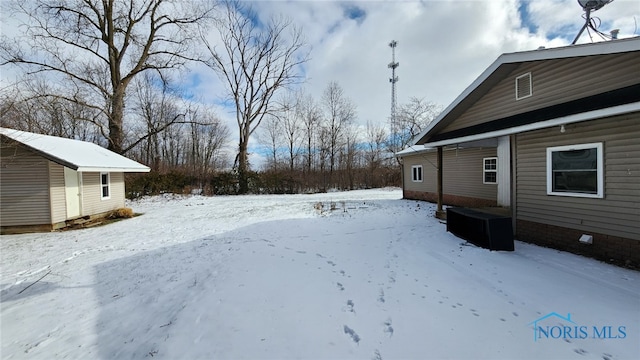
[0,0,440,196]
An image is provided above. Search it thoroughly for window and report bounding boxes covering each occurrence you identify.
[515,72,532,100]
[483,157,497,184]
[101,172,110,199]
[411,165,423,182]
[546,143,603,198]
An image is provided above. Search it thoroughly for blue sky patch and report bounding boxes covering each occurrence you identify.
[518,1,538,34]
[343,4,366,24]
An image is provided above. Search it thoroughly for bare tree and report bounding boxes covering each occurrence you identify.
[298,92,320,175]
[0,0,214,154]
[364,120,387,186]
[320,81,356,185]
[185,109,230,181]
[202,0,309,193]
[256,114,282,172]
[277,93,302,172]
[392,96,442,152]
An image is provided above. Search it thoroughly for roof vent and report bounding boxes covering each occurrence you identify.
[515,72,532,100]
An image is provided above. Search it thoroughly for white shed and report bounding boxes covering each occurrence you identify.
[1,127,150,233]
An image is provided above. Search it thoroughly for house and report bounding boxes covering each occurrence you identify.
[1,127,150,233]
[397,37,640,267]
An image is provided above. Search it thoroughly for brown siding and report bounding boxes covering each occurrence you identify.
[80,172,125,216]
[402,147,498,202]
[516,113,640,241]
[442,52,640,133]
[49,162,67,223]
[517,219,640,268]
[0,145,52,226]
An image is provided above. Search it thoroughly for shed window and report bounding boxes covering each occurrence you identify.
[411,165,423,182]
[515,72,532,100]
[546,143,603,198]
[101,173,111,200]
[483,157,497,184]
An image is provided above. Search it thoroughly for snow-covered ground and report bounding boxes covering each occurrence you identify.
[1,188,638,359]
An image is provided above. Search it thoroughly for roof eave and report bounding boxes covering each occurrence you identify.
[75,166,151,173]
[415,101,640,149]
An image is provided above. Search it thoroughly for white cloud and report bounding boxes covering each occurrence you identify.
[3,0,638,160]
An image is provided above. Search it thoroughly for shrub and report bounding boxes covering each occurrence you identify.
[109,207,134,219]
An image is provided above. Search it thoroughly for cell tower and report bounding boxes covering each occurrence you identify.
[388,40,399,151]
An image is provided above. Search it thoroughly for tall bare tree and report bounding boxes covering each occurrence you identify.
[298,92,320,175]
[202,0,309,193]
[256,114,282,172]
[0,0,214,154]
[277,93,302,172]
[320,81,356,185]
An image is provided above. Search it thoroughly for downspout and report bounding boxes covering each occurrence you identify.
[398,156,405,199]
[436,146,446,219]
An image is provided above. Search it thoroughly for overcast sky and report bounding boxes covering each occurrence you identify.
[1,0,638,165]
[192,0,639,129]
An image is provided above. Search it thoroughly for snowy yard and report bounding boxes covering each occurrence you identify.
[1,188,638,359]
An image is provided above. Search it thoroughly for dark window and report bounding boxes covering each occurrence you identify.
[547,143,603,198]
[101,173,110,199]
[412,165,423,182]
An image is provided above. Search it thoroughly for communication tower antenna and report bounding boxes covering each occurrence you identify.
[388,40,399,151]
[572,0,614,44]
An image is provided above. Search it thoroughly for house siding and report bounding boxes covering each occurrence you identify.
[81,172,125,215]
[0,145,52,226]
[515,113,640,242]
[442,52,640,133]
[49,162,67,224]
[402,147,498,206]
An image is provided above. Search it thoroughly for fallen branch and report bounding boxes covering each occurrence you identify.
[18,270,51,295]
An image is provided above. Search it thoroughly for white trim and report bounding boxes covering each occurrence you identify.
[546,142,604,198]
[483,157,498,184]
[100,172,111,200]
[515,72,532,100]
[411,165,423,182]
[76,166,150,173]
[410,102,639,151]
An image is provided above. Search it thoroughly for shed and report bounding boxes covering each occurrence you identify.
[1,127,150,233]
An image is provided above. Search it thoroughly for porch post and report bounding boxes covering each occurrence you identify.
[436,146,446,219]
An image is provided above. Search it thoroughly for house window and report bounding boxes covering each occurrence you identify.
[483,157,497,184]
[411,165,423,182]
[546,143,603,198]
[515,72,532,100]
[101,172,110,199]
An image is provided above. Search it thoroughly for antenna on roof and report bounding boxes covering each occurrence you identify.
[572,0,614,44]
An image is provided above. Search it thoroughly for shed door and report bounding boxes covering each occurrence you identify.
[64,167,81,218]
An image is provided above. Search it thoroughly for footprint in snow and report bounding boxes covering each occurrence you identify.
[383,318,394,337]
[343,325,360,344]
[337,282,344,291]
[378,289,385,303]
[372,349,383,360]
[574,348,587,356]
[345,300,355,313]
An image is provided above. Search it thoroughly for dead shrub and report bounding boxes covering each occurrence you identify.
[109,207,134,219]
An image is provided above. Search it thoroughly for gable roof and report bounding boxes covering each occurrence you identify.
[1,127,151,173]
[404,37,640,152]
